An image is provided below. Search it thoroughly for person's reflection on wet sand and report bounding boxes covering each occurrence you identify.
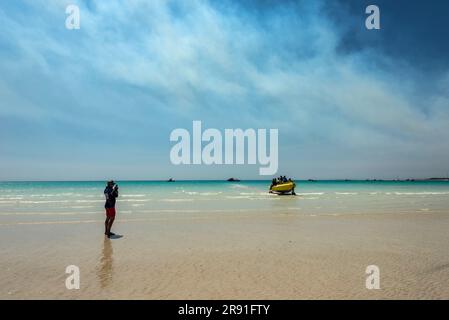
[97,238,113,288]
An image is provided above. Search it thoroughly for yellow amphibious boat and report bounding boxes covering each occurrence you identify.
[270,181,296,194]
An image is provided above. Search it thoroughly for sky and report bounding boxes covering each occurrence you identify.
[0,0,448,180]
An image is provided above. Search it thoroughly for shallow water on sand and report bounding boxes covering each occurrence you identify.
[1,180,449,299]
[0,180,449,222]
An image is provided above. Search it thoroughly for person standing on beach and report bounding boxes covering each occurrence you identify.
[104,180,118,238]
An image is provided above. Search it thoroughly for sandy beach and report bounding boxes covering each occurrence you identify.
[1,194,449,299]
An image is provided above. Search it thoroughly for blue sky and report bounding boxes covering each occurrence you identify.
[0,0,448,180]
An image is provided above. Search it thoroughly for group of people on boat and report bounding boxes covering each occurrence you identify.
[275,175,290,183]
[269,176,296,195]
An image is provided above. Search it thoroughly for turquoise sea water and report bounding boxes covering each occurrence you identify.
[0,180,449,221]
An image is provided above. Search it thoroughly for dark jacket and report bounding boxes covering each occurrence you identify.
[104,186,118,209]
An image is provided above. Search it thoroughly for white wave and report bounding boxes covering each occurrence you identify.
[29,193,78,197]
[237,192,271,196]
[335,192,358,195]
[230,184,248,189]
[122,194,146,198]
[17,200,71,204]
[159,198,194,202]
[6,199,104,204]
[394,192,449,195]
[298,192,324,196]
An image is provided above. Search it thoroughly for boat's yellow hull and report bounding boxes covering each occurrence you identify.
[271,181,296,193]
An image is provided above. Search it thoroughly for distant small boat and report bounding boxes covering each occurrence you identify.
[227,178,240,182]
[270,181,296,194]
[167,178,175,182]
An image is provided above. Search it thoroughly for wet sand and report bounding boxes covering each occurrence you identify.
[1,209,449,299]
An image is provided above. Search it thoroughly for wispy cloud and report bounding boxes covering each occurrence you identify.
[0,0,448,180]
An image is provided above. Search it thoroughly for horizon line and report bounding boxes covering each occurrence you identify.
[1,178,449,183]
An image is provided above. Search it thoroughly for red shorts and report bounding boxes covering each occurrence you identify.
[105,207,116,218]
